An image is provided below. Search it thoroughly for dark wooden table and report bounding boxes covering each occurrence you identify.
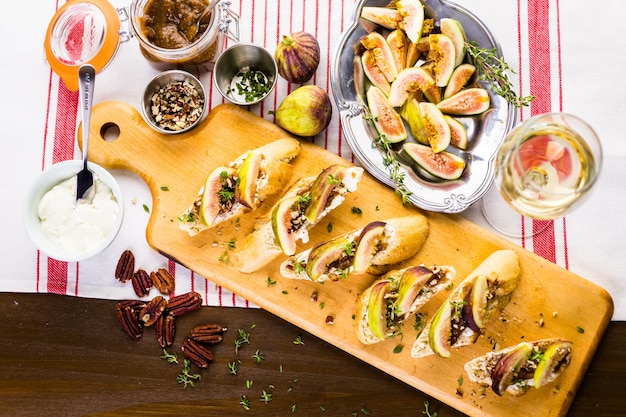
[1,293,623,416]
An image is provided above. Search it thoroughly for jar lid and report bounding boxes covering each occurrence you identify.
[45,0,120,91]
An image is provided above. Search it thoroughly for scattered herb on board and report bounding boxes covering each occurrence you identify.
[393,344,404,354]
[235,328,251,354]
[252,349,265,364]
[266,276,277,286]
[293,335,305,345]
[423,401,438,417]
[351,206,363,215]
[160,185,170,191]
[228,360,239,375]
[465,41,534,108]
[260,389,273,404]
[577,326,585,333]
[240,395,251,410]
[160,349,179,364]
[143,204,150,213]
[177,359,201,389]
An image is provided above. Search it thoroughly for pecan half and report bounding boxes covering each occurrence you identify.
[117,304,143,339]
[167,291,202,317]
[115,250,135,283]
[151,268,175,294]
[139,295,167,326]
[131,268,153,297]
[155,313,176,348]
[189,323,227,344]
[182,338,214,368]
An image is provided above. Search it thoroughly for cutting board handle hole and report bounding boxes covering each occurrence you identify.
[100,123,120,142]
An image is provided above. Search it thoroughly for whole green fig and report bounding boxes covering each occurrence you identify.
[275,85,332,137]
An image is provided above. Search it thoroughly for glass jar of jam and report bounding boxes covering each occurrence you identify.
[130,0,239,68]
[44,0,132,91]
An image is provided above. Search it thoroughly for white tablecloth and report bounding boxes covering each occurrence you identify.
[2,0,623,319]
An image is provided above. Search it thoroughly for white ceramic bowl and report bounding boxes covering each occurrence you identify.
[23,160,124,262]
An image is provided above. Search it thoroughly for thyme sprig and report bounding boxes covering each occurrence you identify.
[177,359,201,389]
[464,41,534,108]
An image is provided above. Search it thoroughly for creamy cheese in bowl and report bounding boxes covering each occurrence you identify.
[38,176,119,256]
[24,160,124,262]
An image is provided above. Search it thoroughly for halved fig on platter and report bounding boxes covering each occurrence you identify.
[440,18,466,68]
[352,221,387,273]
[360,7,401,30]
[418,102,451,153]
[437,88,490,115]
[388,67,435,108]
[367,86,408,143]
[443,63,476,99]
[387,29,408,73]
[360,31,398,83]
[491,342,533,396]
[401,98,429,145]
[397,0,425,44]
[445,115,469,150]
[429,34,456,87]
[362,50,391,97]
[403,143,466,180]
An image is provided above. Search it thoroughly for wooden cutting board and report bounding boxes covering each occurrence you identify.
[84,101,613,417]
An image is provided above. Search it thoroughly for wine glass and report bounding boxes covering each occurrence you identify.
[480,113,602,238]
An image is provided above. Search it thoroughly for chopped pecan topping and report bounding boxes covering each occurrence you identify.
[155,313,176,348]
[139,295,167,326]
[131,268,153,297]
[115,250,135,283]
[117,304,143,339]
[189,323,227,344]
[182,338,214,368]
[151,268,175,294]
[167,291,202,317]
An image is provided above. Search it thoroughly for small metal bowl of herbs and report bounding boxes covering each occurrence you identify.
[142,70,207,134]
[213,43,277,106]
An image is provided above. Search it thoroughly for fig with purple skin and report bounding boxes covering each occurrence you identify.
[304,165,347,224]
[352,221,387,273]
[305,237,354,282]
[394,266,433,317]
[275,85,332,137]
[274,31,320,84]
[366,280,394,340]
[199,166,236,226]
[271,195,305,256]
[491,342,533,396]
[462,274,489,332]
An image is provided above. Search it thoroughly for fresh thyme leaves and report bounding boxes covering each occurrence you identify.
[423,401,438,417]
[228,68,272,102]
[293,335,305,345]
[372,130,413,204]
[252,349,265,364]
[177,359,201,389]
[464,41,534,108]
[160,349,179,364]
[235,328,251,353]
[228,360,239,375]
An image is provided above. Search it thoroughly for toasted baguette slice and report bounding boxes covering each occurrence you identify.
[355,264,455,345]
[279,214,429,282]
[235,165,364,273]
[411,250,521,359]
[464,338,573,396]
[179,137,301,236]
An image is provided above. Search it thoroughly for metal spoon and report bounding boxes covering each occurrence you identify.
[187,0,220,40]
[76,64,96,203]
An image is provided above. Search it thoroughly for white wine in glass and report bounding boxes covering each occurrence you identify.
[482,113,602,236]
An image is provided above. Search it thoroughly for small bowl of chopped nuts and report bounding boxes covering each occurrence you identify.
[213,43,277,106]
[142,70,208,134]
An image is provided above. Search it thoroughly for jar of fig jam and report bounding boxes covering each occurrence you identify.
[130,0,239,68]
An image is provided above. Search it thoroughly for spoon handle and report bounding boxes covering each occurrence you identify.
[78,65,96,168]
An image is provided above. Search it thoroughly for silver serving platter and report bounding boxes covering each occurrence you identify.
[330,0,516,213]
